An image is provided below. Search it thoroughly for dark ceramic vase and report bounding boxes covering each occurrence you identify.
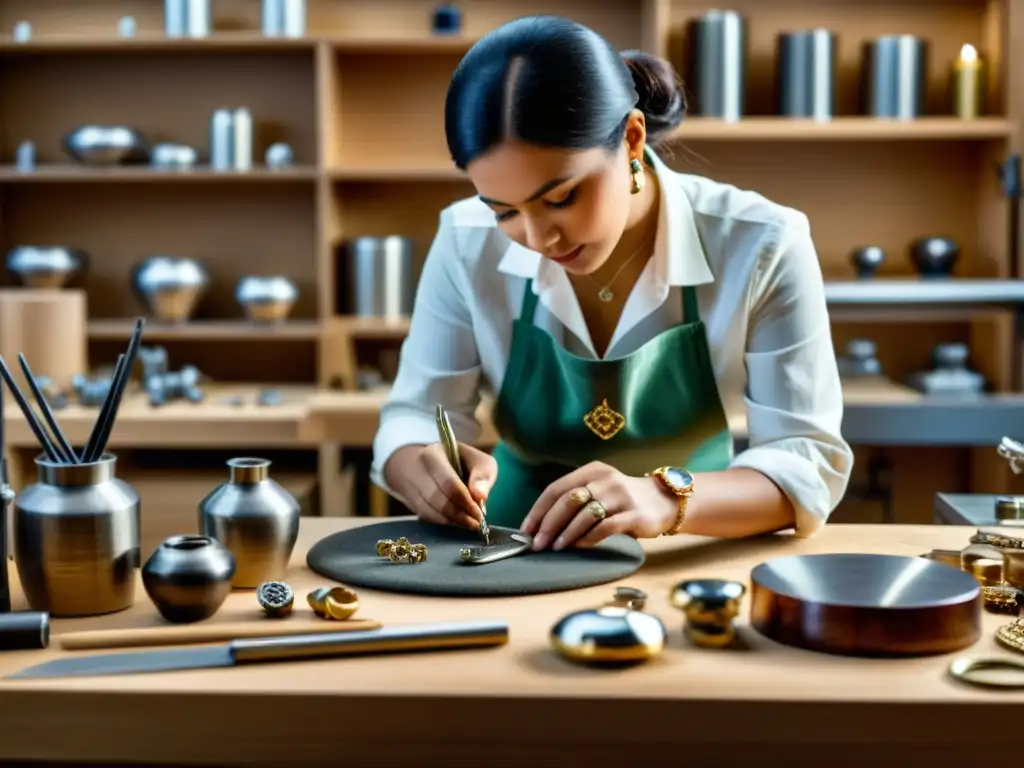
[142,535,236,623]
[849,246,886,278]
[909,237,960,277]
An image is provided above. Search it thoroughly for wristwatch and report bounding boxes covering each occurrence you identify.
[646,467,694,536]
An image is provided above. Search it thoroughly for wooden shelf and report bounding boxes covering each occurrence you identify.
[671,117,1015,141]
[88,320,321,341]
[0,34,317,53]
[0,165,319,183]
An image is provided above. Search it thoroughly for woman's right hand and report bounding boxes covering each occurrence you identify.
[383,443,497,530]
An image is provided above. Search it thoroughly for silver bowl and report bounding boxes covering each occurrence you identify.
[6,246,85,289]
[235,276,298,324]
[150,143,199,170]
[132,256,208,323]
[64,125,146,166]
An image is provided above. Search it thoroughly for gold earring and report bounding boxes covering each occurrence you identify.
[629,157,645,195]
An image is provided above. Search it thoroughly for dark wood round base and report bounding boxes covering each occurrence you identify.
[750,553,982,657]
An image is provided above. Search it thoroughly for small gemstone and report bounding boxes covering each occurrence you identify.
[598,287,614,302]
[666,468,693,489]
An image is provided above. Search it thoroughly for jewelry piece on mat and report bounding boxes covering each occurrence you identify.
[948,656,1024,690]
[995,617,1024,653]
[460,529,534,565]
[629,156,645,195]
[256,580,294,618]
[584,500,607,521]
[436,403,491,544]
[377,536,426,564]
[569,486,592,506]
[583,399,626,441]
[376,539,395,557]
[983,585,1022,615]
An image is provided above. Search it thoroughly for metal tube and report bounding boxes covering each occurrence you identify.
[862,35,928,119]
[777,30,836,121]
[690,10,747,122]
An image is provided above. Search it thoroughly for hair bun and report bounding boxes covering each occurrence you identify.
[619,50,686,141]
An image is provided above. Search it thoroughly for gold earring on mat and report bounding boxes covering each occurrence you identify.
[629,157,646,195]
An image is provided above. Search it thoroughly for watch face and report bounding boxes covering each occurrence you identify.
[663,467,693,492]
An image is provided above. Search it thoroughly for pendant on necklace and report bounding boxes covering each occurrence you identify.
[598,288,614,303]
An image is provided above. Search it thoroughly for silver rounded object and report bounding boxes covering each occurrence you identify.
[132,256,208,323]
[6,246,85,289]
[264,142,294,169]
[64,125,146,166]
[235,276,298,324]
[150,143,199,170]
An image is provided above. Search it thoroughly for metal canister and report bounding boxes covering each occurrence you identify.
[281,0,307,38]
[14,455,139,617]
[261,0,284,37]
[164,0,187,37]
[210,109,234,171]
[231,108,253,172]
[185,0,212,38]
[777,30,836,120]
[862,35,928,119]
[341,236,415,319]
[689,10,747,122]
[198,458,301,589]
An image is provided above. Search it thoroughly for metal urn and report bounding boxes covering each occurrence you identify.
[64,125,146,166]
[132,256,208,323]
[6,246,85,289]
[198,458,301,589]
[142,535,236,623]
[14,454,140,617]
[235,276,298,324]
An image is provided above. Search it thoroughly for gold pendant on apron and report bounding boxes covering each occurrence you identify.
[584,399,626,440]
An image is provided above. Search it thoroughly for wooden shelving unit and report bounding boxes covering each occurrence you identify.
[1,0,1022,521]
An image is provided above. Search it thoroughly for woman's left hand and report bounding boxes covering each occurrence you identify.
[520,462,677,550]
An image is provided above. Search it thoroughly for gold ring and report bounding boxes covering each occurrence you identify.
[308,586,360,620]
[569,486,592,506]
[583,500,607,521]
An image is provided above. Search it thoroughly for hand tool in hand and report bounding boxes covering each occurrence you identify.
[10,619,509,678]
[435,404,490,544]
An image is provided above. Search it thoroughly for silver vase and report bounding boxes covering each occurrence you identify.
[198,458,300,589]
[14,454,139,617]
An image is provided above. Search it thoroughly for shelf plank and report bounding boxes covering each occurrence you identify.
[330,36,476,53]
[0,166,319,183]
[335,316,411,339]
[667,117,1014,142]
[0,34,316,54]
[329,167,464,181]
[824,279,1024,306]
[88,320,321,341]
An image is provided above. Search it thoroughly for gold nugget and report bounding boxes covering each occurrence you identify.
[378,536,427,563]
[376,539,394,557]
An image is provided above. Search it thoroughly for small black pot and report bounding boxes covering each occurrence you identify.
[142,535,236,623]
[909,237,960,277]
[849,246,886,278]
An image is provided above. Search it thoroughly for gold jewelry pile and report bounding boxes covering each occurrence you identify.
[996,618,1024,654]
[377,537,428,564]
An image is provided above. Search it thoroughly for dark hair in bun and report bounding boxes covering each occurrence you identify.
[620,50,687,141]
[445,15,687,170]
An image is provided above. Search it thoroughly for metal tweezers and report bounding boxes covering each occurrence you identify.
[436,404,491,545]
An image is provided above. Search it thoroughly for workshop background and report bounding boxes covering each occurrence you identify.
[0,0,1021,552]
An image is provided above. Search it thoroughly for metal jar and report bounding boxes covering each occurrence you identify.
[14,455,139,617]
[198,458,300,589]
[861,35,928,119]
[340,236,415,319]
[688,10,747,122]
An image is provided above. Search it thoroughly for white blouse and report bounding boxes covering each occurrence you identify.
[371,151,854,537]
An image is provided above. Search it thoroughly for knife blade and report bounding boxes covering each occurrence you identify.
[436,404,491,544]
[7,620,509,679]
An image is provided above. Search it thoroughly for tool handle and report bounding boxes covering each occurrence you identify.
[229,620,509,664]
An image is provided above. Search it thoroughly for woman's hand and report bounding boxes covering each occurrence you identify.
[383,443,497,530]
[521,462,677,550]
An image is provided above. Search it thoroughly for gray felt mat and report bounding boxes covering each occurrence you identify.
[306,519,645,597]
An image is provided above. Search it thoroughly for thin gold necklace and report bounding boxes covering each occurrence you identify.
[585,231,656,303]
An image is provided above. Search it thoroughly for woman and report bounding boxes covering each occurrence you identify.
[371,15,853,551]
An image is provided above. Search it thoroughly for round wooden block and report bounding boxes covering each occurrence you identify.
[749,553,982,657]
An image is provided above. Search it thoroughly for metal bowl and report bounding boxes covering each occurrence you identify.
[235,276,298,324]
[6,246,85,289]
[131,256,208,323]
[64,125,146,166]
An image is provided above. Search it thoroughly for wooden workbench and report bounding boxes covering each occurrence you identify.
[0,519,1017,767]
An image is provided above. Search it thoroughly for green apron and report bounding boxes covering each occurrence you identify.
[486,278,734,528]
